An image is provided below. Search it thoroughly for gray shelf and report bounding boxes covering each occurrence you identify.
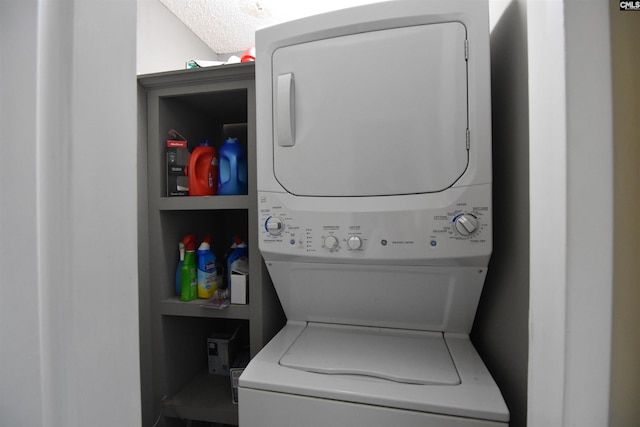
[137,63,286,427]
[156,195,249,211]
[163,369,238,425]
[160,297,251,319]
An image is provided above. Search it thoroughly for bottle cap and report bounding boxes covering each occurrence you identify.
[199,235,212,250]
[182,234,197,251]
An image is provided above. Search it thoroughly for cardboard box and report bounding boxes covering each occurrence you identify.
[166,139,189,196]
[207,323,240,375]
[230,257,249,305]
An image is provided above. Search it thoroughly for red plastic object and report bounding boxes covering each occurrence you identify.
[185,141,218,196]
[241,46,256,62]
[182,234,197,251]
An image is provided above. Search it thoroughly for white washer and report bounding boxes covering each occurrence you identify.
[241,323,507,427]
[240,1,509,425]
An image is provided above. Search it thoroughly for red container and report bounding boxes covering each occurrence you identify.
[185,141,219,196]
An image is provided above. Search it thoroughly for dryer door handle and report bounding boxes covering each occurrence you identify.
[276,73,295,147]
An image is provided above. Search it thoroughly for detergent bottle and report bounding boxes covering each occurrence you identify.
[186,140,218,196]
[180,235,198,301]
[220,235,238,290]
[227,236,248,288]
[218,138,248,195]
[197,235,218,299]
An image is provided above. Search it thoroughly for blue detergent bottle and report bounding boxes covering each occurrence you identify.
[218,137,248,195]
[197,235,218,299]
[220,236,238,290]
[227,236,248,287]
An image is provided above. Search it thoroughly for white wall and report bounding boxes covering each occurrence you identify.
[0,3,44,424]
[479,2,622,427]
[526,1,569,423]
[137,0,219,74]
[528,1,613,426]
[0,1,140,426]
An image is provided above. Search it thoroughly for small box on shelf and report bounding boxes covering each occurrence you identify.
[167,137,189,197]
[207,323,241,376]
[230,257,249,305]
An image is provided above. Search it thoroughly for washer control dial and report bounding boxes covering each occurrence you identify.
[454,214,479,236]
[347,236,362,250]
[265,216,284,236]
[324,235,339,250]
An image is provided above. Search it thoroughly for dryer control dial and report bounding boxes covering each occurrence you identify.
[324,235,339,250]
[347,236,362,250]
[454,213,479,236]
[265,216,285,236]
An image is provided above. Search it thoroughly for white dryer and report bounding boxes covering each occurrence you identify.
[239,1,509,425]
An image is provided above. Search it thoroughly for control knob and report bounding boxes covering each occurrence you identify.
[454,214,479,236]
[265,216,284,236]
[324,235,339,250]
[347,236,362,250]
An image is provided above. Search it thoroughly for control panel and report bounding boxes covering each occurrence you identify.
[258,186,492,265]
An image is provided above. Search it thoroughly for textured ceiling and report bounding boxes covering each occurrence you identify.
[160,0,380,54]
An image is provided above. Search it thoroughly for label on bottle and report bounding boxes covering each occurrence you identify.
[181,266,198,302]
[198,266,218,299]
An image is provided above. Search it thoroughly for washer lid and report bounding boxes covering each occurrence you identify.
[279,323,460,385]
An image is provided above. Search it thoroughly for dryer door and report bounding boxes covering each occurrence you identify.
[271,22,468,197]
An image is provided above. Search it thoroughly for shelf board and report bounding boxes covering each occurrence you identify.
[163,369,238,425]
[156,195,249,211]
[138,62,254,90]
[161,297,251,319]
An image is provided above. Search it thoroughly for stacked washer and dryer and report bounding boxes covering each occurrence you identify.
[239,1,509,425]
